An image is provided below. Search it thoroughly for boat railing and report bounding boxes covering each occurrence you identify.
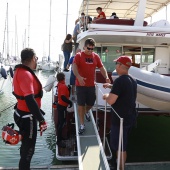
[95,84,124,170]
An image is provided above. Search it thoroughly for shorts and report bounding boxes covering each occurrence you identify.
[70,71,76,85]
[110,124,132,152]
[76,86,96,106]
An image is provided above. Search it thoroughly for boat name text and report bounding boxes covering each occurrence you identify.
[146,33,166,37]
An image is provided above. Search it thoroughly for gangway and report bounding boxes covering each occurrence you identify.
[73,103,110,170]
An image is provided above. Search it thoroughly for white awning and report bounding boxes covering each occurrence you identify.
[79,0,170,19]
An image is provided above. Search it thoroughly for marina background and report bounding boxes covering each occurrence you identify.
[0,0,170,63]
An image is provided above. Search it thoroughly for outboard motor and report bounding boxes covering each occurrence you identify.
[0,66,7,79]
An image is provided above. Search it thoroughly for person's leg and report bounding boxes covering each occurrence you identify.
[85,87,96,121]
[76,86,86,134]
[63,51,70,69]
[17,116,37,170]
[78,105,86,125]
[57,105,66,142]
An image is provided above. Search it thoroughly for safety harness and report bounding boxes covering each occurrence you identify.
[12,64,43,100]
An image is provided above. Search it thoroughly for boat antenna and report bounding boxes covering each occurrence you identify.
[48,0,52,61]
[28,0,30,47]
[66,0,68,35]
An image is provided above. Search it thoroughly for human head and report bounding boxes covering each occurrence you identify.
[112,12,116,16]
[114,56,132,75]
[96,7,102,14]
[57,72,65,82]
[21,48,38,69]
[84,38,96,55]
[65,34,72,40]
[114,56,132,68]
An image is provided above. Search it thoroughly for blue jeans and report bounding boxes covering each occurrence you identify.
[63,51,71,69]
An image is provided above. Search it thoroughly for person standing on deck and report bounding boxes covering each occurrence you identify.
[72,38,110,134]
[13,48,47,170]
[103,56,137,170]
[62,34,73,72]
[66,48,81,100]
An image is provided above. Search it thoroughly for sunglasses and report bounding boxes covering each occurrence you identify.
[115,62,121,65]
[86,47,94,51]
[35,56,38,60]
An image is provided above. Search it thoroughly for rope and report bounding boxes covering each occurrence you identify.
[95,83,124,170]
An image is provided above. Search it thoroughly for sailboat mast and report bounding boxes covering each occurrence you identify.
[66,0,68,35]
[28,0,30,47]
[6,3,9,60]
[48,0,52,59]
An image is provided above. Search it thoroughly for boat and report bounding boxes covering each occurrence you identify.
[45,0,170,169]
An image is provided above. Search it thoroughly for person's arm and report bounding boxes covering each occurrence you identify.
[72,63,86,86]
[103,93,118,105]
[103,83,113,89]
[25,94,44,122]
[99,66,111,83]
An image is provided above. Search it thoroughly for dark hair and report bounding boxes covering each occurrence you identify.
[81,12,85,16]
[65,34,72,40]
[112,12,116,16]
[84,38,96,47]
[57,72,65,82]
[96,7,102,11]
[21,48,35,63]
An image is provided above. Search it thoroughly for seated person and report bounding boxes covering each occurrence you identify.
[56,72,72,148]
[93,7,106,23]
[110,12,119,19]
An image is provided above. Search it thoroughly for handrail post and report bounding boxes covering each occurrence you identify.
[95,84,98,126]
[103,100,107,150]
[117,118,123,170]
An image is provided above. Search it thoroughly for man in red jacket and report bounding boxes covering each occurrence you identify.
[13,48,47,170]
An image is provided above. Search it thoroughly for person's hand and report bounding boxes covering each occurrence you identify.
[106,78,111,83]
[103,94,109,100]
[68,100,73,108]
[103,83,112,89]
[39,120,47,136]
[77,76,86,86]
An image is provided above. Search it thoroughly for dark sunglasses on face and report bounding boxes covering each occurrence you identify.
[115,62,121,65]
[86,47,94,51]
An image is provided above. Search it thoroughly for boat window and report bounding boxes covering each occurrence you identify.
[94,46,122,72]
[141,48,155,64]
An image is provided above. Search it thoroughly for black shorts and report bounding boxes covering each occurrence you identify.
[76,86,96,106]
[110,124,132,152]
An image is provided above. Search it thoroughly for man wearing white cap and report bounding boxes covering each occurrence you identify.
[103,56,137,170]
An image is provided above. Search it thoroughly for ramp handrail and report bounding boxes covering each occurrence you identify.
[74,102,110,170]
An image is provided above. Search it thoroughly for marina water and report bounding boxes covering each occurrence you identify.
[0,70,61,167]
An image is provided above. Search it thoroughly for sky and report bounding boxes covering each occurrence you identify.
[0,0,82,61]
[0,0,170,62]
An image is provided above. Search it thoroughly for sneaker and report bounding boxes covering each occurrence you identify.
[85,112,90,122]
[78,124,85,135]
[57,141,66,148]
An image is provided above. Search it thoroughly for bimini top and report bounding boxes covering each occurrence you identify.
[79,0,170,19]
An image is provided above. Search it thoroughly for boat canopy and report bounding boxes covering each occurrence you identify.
[79,0,170,19]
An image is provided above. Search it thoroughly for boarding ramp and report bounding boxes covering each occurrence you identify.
[73,103,110,170]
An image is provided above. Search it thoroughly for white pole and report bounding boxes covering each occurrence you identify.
[103,100,107,149]
[117,118,123,170]
[134,0,147,26]
[28,0,30,47]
